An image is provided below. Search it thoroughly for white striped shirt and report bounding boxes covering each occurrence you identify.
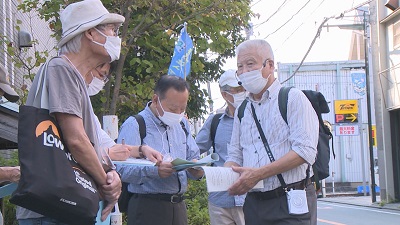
[227,79,319,192]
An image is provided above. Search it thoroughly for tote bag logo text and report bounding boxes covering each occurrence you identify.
[35,120,64,150]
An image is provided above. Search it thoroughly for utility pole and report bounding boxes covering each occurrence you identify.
[323,8,376,202]
[363,10,377,202]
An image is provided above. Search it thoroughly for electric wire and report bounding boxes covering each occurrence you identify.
[280,0,373,84]
[274,0,326,53]
[264,0,313,39]
[253,0,290,29]
[251,0,263,8]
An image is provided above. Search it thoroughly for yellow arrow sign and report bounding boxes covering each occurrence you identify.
[345,114,357,122]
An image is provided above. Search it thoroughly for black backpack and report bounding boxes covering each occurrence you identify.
[118,114,189,213]
[237,87,335,190]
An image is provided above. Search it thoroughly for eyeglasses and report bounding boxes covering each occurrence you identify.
[95,24,120,36]
[227,86,245,94]
[95,67,109,84]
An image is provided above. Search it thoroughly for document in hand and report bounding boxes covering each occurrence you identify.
[201,167,264,192]
[112,158,156,166]
[171,153,219,171]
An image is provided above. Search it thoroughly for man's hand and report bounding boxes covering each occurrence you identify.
[99,170,121,221]
[141,145,163,164]
[157,161,175,178]
[187,167,204,179]
[0,166,20,183]
[108,144,130,161]
[186,159,204,179]
[228,166,262,196]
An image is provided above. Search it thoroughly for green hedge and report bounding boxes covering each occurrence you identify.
[0,152,211,225]
[186,179,210,225]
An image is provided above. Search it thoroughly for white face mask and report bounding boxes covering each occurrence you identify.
[156,98,184,126]
[238,67,272,95]
[225,91,246,108]
[87,72,105,96]
[93,28,122,62]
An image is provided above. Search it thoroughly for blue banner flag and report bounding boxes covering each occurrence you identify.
[168,23,193,79]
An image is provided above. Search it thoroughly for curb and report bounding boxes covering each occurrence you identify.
[318,196,400,212]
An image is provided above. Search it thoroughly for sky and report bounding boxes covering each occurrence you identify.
[206,0,370,113]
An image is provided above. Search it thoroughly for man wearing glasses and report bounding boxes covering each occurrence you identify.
[17,0,125,224]
[196,69,246,225]
[225,39,319,225]
[88,62,163,162]
[116,75,204,225]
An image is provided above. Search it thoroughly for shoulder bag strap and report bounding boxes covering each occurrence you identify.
[210,113,223,150]
[278,86,293,125]
[250,103,287,188]
[133,114,146,145]
[237,99,248,123]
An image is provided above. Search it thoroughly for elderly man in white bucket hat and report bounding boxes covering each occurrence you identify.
[16,0,125,224]
[0,64,19,102]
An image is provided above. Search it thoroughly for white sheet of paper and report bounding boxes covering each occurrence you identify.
[201,167,264,192]
[112,158,155,166]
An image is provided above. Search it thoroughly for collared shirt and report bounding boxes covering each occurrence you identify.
[196,108,245,208]
[227,79,318,192]
[116,102,200,194]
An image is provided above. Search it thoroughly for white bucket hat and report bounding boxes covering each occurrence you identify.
[58,0,125,48]
[0,64,19,102]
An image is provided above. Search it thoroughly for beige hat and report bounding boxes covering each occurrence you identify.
[219,69,240,88]
[58,0,125,48]
[0,65,19,102]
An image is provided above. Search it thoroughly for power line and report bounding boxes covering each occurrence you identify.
[280,0,373,84]
[264,0,313,39]
[280,17,329,84]
[274,0,326,53]
[250,0,263,8]
[253,0,290,29]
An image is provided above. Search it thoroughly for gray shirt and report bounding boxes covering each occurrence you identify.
[17,57,101,220]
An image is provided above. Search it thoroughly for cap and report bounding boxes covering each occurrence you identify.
[219,69,240,88]
[58,0,125,48]
[0,65,19,102]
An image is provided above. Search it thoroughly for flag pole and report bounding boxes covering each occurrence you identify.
[183,22,187,80]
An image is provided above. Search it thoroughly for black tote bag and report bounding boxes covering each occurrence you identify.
[11,105,100,225]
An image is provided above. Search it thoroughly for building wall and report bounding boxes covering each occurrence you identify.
[0,0,57,148]
[373,0,400,201]
[0,0,57,102]
[278,60,376,184]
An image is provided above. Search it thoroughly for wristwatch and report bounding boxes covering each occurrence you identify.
[138,145,146,158]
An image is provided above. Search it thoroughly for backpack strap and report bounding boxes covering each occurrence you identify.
[180,121,189,137]
[278,86,293,124]
[237,99,248,123]
[119,114,145,213]
[210,113,223,150]
[133,114,146,144]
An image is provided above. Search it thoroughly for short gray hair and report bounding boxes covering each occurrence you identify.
[236,39,274,61]
[59,33,83,54]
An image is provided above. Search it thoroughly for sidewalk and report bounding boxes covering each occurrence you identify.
[318,194,400,211]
